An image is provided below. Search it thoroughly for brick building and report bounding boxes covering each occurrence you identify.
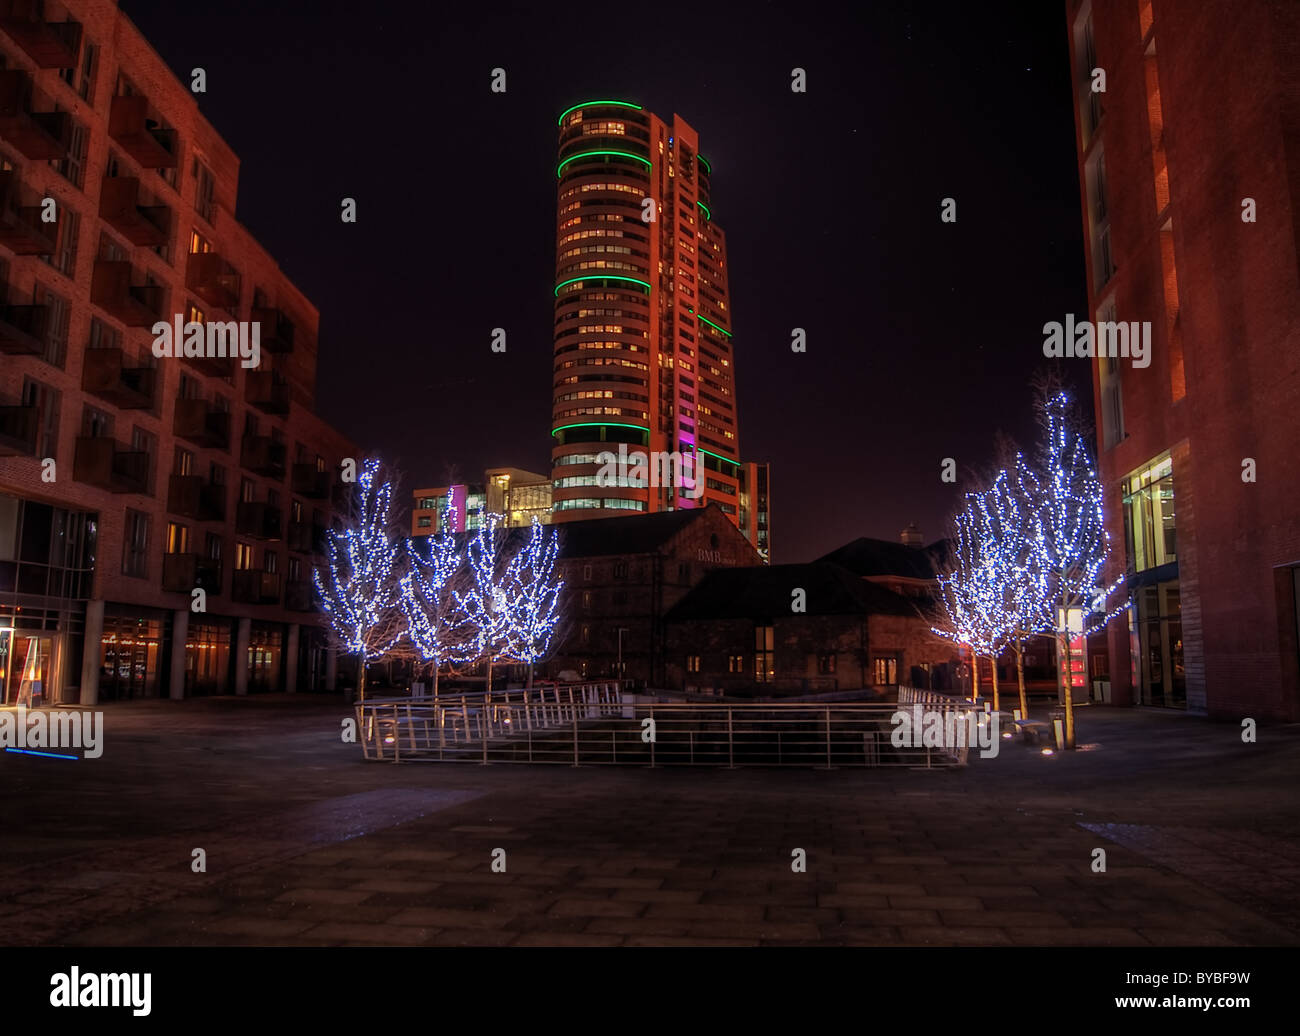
[1066,0,1300,719]
[0,0,355,704]
[544,503,757,686]
[664,562,950,696]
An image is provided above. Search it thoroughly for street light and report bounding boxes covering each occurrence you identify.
[616,627,629,685]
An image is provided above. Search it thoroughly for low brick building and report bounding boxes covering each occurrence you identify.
[544,504,758,686]
[664,562,951,696]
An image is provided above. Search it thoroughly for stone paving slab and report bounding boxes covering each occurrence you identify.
[2,698,1299,946]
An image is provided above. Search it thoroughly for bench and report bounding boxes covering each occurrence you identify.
[1014,719,1053,745]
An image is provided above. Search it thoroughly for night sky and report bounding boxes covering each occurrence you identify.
[121,0,1090,563]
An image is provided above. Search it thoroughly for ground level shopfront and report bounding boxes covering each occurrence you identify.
[80,603,337,704]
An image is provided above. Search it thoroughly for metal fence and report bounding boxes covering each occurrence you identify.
[355,683,977,768]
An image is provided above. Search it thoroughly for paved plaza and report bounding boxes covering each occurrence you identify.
[2,697,1298,946]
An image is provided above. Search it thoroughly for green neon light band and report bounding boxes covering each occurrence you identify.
[554,275,652,296]
[556,150,652,177]
[696,200,711,220]
[551,422,649,438]
[698,446,739,465]
[557,100,643,127]
[697,154,711,173]
[697,314,732,337]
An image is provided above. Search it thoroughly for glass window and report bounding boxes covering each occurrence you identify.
[1122,454,1176,572]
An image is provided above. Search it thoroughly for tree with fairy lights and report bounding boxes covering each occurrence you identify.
[980,456,1055,719]
[1022,390,1127,749]
[452,511,515,695]
[932,488,1007,707]
[498,516,565,688]
[399,528,472,699]
[313,458,408,702]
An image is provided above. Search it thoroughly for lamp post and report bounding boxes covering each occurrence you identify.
[616,627,629,686]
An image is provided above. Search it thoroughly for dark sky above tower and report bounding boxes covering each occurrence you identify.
[121,0,1090,563]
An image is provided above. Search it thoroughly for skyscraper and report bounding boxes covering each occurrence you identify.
[550,100,769,561]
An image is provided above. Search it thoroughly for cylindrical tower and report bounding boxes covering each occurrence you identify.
[551,100,743,525]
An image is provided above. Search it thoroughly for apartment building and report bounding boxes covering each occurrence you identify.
[0,0,355,704]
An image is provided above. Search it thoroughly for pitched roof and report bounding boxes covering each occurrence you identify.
[554,505,731,559]
[665,562,922,622]
[814,537,949,580]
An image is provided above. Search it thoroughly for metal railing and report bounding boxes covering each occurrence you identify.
[355,683,975,768]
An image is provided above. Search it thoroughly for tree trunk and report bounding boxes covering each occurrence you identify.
[432,663,439,702]
[1015,641,1028,719]
[969,648,979,700]
[990,653,1000,712]
[527,660,534,689]
[357,656,367,705]
[486,657,493,697]
[1059,591,1076,750]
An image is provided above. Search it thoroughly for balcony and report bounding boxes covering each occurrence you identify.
[73,436,149,494]
[186,250,240,311]
[0,294,48,355]
[291,462,330,499]
[285,578,318,613]
[232,569,280,606]
[241,434,285,478]
[0,404,36,455]
[161,553,222,595]
[251,305,294,354]
[287,520,326,555]
[0,69,69,160]
[172,397,230,449]
[98,177,172,248]
[0,169,57,255]
[0,1,83,68]
[245,370,289,416]
[108,93,178,169]
[81,347,156,410]
[167,474,226,522]
[91,259,166,327]
[236,500,283,541]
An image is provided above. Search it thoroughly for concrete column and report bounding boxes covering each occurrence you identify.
[325,645,338,692]
[284,623,300,693]
[234,617,251,696]
[79,599,105,706]
[169,609,189,701]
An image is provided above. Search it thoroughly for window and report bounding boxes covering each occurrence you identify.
[582,591,592,610]
[35,284,70,368]
[189,229,211,255]
[754,625,774,683]
[123,509,150,577]
[205,533,222,562]
[287,556,301,581]
[728,654,744,673]
[88,316,121,351]
[61,42,98,105]
[52,118,88,189]
[130,426,155,496]
[873,656,899,685]
[686,654,701,673]
[81,404,112,438]
[818,653,837,675]
[240,478,255,503]
[583,564,593,581]
[194,161,216,224]
[166,522,189,554]
[42,207,79,278]
[613,561,628,578]
[234,542,254,571]
[263,550,277,574]
[21,379,60,460]
[1122,454,1176,572]
[416,515,431,528]
[174,446,193,476]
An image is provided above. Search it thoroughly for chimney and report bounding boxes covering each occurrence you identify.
[900,523,922,547]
